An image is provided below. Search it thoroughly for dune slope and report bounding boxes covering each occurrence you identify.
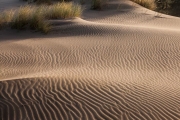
[0,0,180,120]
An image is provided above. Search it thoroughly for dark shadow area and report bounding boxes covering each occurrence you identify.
[0,24,124,41]
[0,19,168,42]
[155,0,180,17]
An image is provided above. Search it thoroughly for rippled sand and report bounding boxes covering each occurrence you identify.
[0,0,180,120]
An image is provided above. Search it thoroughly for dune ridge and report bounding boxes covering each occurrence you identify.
[0,0,180,120]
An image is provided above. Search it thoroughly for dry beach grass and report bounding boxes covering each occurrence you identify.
[0,2,82,32]
[130,0,156,10]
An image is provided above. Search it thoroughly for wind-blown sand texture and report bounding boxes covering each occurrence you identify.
[0,0,180,120]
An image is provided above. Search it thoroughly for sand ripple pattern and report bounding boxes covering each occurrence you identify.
[0,77,180,120]
[0,18,180,120]
[1,0,180,119]
[0,19,180,119]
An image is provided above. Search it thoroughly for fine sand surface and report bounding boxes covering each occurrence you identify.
[0,0,180,120]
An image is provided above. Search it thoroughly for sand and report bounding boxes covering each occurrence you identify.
[0,0,180,119]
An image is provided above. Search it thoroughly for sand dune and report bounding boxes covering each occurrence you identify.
[0,0,180,120]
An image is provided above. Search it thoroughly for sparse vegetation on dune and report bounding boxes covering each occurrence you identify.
[0,10,14,28]
[0,19,3,28]
[46,2,82,19]
[91,0,108,10]
[130,0,156,10]
[131,0,180,17]
[22,0,71,4]
[155,0,180,16]
[0,2,82,33]
[11,6,33,29]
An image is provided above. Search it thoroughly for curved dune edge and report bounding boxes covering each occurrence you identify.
[0,0,180,120]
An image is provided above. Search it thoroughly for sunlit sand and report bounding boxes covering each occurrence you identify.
[0,0,180,119]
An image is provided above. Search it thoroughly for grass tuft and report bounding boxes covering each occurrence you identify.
[23,0,71,4]
[11,6,33,29]
[131,0,180,16]
[131,0,156,10]
[0,17,3,28]
[46,2,82,19]
[155,0,180,16]
[0,2,81,33]
[91,0,107,10]
[0,10,14,28]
